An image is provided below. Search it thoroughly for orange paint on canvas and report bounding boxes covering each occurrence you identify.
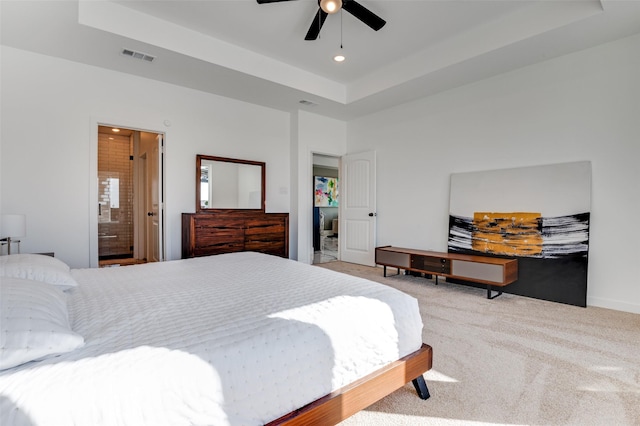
[472,212,543,256]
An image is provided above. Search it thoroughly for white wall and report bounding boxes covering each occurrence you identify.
[348,33,640,313]
[3,34,638,313]
[296,111,347,264]
[1,46,290,267]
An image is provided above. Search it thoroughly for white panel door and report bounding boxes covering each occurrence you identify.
[340,151,376,266]
[146,134,164,262]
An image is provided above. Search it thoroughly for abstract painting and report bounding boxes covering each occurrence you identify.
[315,176,339,207]
[448,161,591,307]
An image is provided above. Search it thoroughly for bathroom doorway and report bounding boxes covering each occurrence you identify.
[97,125,164,267]
[312,154,339,264]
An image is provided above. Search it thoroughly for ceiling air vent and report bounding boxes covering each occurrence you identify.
[121,48,155,63]
[299,100,318,107]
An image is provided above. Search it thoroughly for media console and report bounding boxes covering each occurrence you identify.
[375,246,518,299]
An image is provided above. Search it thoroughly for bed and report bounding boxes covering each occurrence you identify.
[0,252,432,425]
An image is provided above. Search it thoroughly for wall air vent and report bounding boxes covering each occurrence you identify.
[121,48,155,63]
[299,100,318,107]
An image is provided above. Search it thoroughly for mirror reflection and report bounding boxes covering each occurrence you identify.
[197,155,265,211]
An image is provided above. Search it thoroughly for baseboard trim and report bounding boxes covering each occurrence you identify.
[587,296,640,314]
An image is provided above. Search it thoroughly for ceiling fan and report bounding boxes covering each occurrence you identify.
[256,0,386,41]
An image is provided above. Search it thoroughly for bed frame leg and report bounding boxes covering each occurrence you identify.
[412,375,430,400]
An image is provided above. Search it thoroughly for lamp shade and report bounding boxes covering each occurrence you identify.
[1,214,26,238]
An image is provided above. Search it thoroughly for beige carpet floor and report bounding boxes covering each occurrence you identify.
[316,261,640,426]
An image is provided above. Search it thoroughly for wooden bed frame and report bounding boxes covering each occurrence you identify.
[266,343,433,426]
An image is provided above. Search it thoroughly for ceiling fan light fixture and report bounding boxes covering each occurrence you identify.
[320,0,342,14]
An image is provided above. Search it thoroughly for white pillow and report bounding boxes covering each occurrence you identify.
[0,277,85,370]
[0,253,78,289]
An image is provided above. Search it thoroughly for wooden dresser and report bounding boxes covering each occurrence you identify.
[182,212,289,259]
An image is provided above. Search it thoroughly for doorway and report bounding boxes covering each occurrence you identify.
[97,125,164,267]
[312,154,339,264]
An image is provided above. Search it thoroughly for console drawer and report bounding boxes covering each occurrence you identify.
[376,250,410,269]
[451,260,504,284]
[412,255,450,274]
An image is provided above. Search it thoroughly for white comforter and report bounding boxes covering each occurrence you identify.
[0,252,423,425]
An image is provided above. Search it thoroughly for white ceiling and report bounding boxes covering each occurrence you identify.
[2,0,640,120]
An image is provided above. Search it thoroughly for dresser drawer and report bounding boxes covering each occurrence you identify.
[194,228,244,256]
[245,223,286,257]
[195,217,245,229]
[244,240,286,256]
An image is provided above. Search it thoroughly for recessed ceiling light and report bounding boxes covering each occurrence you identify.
[333,54,346,63]
[112,128,120,132]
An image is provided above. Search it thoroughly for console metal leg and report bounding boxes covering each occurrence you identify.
[487,285,503,299]
[412,375,431,400]
[382,266,401,277]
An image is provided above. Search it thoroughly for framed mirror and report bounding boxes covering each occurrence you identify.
[196,155,265,212]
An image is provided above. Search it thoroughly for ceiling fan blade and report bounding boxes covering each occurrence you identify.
[256,0,296,3]
[342,0,386,31]
[305,8,328,40]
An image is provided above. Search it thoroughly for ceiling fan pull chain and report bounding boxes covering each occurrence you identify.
[340,9,343,48]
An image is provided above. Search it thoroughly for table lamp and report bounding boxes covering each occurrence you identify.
[1,214,26,255]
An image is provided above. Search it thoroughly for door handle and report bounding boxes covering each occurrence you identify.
[368,212,377,217]
[147,212,154,216]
